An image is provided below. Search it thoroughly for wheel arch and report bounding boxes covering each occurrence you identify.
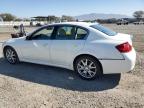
[73,54,103,74]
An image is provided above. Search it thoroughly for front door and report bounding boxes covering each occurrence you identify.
[20,26,54,63]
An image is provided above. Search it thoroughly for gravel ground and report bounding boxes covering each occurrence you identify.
[0,24,144,108]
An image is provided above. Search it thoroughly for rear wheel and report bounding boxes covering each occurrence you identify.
[74,56,102,80]
[4,47,19,64]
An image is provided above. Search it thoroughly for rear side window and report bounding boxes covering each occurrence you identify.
[55,25,88,40]
[90,24,117,36]
[76,28,88,40]
[56,26,76,40]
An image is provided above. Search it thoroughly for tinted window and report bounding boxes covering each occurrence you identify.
[90,24,117,36]
[55,26,76,40]
[31,26,54,40]
[76,28,88,39]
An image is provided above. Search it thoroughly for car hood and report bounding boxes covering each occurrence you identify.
[5,36,26,43]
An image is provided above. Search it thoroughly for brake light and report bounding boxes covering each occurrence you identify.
[116,42,132,53]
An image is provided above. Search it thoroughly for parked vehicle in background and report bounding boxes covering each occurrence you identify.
[117,19,129,25]
[2,22,136,80]
[133,20,144,25]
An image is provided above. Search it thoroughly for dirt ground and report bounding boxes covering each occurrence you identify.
[0,24,144,108]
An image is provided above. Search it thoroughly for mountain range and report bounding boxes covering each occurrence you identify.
[74,13,131,21]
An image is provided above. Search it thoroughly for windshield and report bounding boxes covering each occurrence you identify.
[90,24,117,36]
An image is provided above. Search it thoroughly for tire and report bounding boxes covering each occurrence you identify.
[74,56,102,80]
[4,47,19,64]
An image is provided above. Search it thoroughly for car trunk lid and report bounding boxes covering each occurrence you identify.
[109,33,133,45]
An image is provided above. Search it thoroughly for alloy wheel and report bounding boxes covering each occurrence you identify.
[5,48,17,64]
[77,58,97,79]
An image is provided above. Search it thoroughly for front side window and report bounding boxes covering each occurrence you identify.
[55,26,76,40]
[90,24,117,36]
[31,26,54,40]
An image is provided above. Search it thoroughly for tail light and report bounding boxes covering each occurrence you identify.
[116,42,132,53]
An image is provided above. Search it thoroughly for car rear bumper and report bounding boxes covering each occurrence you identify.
[99,48,136,74]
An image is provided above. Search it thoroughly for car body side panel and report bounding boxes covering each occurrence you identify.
[83,39,125,60]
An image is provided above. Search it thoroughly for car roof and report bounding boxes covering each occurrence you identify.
[44,22,99,28]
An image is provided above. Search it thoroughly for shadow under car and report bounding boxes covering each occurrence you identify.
[0,57,121,92]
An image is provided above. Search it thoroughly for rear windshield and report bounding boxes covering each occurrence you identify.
[90,24,117,36]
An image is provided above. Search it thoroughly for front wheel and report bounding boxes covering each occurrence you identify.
[4,47,19,64]
[74,56,102,80]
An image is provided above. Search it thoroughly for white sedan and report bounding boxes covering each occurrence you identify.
[2,22,136,80]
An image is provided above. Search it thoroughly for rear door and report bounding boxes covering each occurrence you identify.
[50,25,88,66]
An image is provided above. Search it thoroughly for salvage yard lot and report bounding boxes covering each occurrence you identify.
[0,24,144,108]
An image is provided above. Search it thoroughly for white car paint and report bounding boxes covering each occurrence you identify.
[2,22,136,74]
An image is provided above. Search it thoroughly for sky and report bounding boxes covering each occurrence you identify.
[0,0,144,18]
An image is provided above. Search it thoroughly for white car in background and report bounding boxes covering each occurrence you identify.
[2,22,136,80]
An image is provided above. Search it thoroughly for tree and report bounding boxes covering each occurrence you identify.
[96,18,118,24]
[23,18,31,21]
[47,16,55,21]
[61,15,75,22]
[15,18,23,21]
[0,13,16,21]
[47,15,59,23]
[133,11,144,21]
